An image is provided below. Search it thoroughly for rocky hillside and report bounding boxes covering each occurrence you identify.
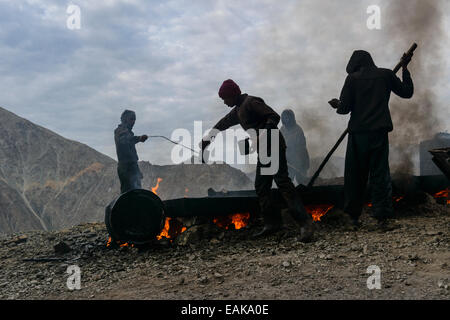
[0,107,253,234]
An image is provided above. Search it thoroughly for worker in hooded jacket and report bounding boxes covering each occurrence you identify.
[201,79,314,241]
[114,110,148,194]
[280,109,310,185]
[329,50,414,228]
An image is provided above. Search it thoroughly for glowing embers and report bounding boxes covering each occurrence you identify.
[433,188,449,205]
[106,237,134,248]
[367,196,404,208]
[305,204,334,222]
[213,212,251,230]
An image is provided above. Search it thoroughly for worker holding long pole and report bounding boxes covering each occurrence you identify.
[328,45,416,230]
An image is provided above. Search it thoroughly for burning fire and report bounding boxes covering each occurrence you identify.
[151,178,163,194]
[305,204,334,222]
[106,217,188,247]
[434,188,449,204]
[156,217,171,240]
[156,217,187,240]
[213,212,251,230]
[106,237,134,248]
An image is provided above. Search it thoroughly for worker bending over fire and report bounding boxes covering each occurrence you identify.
[200,79,314,241]
[329,50,414,229]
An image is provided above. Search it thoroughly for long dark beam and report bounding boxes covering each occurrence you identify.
[163,175,448,218]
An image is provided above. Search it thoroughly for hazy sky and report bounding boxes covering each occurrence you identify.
[0,0,448,169]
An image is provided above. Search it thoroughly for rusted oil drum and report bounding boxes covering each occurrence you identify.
[105,189,165,244]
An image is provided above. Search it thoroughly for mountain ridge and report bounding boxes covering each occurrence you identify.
[0,106,253,234]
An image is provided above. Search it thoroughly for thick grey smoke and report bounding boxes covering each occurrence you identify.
[250,0,448,176]
[384,0,446,174]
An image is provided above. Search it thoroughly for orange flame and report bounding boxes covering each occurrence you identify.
[106,236,134,248]
[151,178,163,194]
[305,204,334,222]
[213,212,251,230]
[231,212,251,229]
[434,188,449,204]
[156,217,187,240]
[156,217,171,240]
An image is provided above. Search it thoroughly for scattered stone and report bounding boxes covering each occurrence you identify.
[54,241,71,254]
[363,245,368,255]
[198,276,208,284]
[282,261,290,268]
[408,254,420,261]
[14,235,28,244]
[438,279,449,290]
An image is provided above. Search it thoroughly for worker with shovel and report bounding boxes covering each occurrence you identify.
[329,50,414,229]
[200,79,314,241]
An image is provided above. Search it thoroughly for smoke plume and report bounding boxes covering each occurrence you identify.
[251,0,448,176]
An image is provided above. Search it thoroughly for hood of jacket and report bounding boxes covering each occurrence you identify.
[346,50,376,74]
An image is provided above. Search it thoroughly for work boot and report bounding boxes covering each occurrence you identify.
[253,208,282,238]
[252,223,281,238]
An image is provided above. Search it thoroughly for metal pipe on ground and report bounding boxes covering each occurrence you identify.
[105,174,448,244]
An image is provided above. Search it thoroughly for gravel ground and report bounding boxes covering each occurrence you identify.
[0,194,448,300]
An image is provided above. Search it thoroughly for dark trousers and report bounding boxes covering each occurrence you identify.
[344,131,393,220]
[255,133,309,226]
[117,162,143,194]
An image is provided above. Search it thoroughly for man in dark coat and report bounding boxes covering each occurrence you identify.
[329,50,414,227]
[201,79,314,241]
[280,109,310,185]
[114,110,148,194]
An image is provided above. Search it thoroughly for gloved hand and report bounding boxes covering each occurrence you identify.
[140,135,148,142]
[198,140,211,164]
[328,98,340,109]
[198,139,211,150]
[401,52,413,70]
[201,139,210,151]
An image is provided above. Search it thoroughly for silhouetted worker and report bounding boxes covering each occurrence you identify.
[114,110,148,194]
[201,79,314,241]
[280,109,310,185]
[329,50,413,228]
